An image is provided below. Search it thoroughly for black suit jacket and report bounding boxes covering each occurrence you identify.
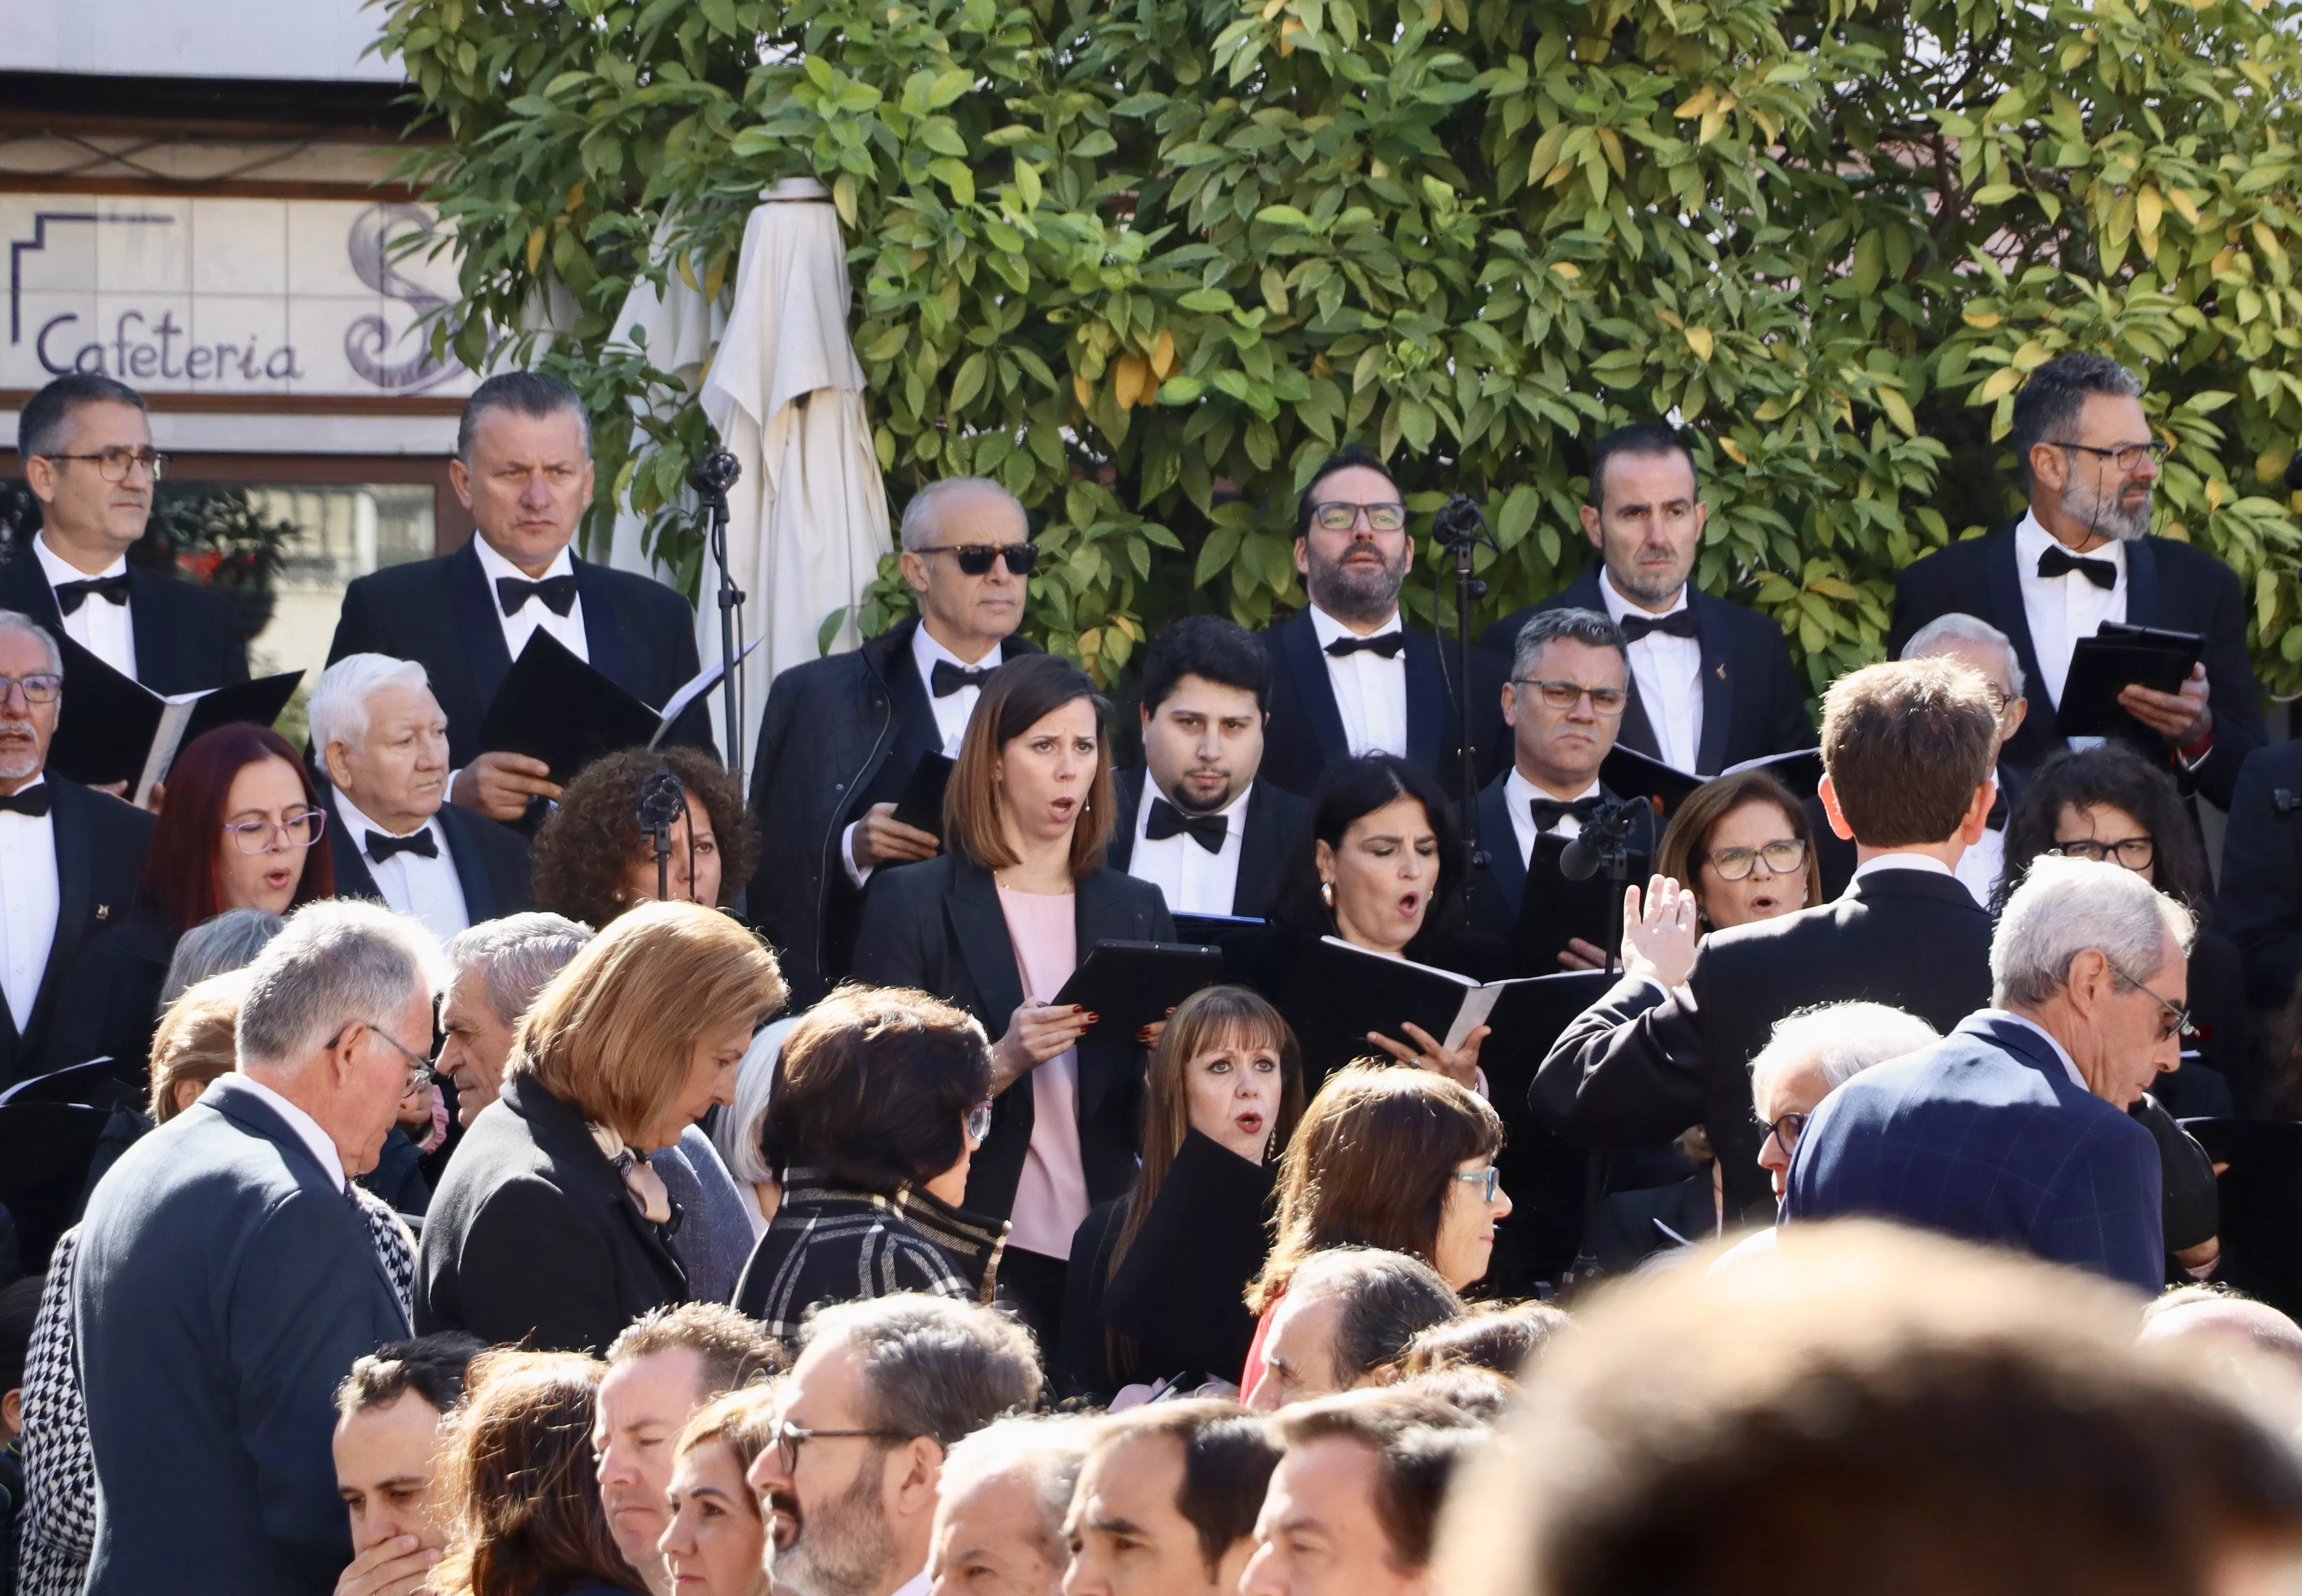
[323,790,535,927]
[326,538,713,773]
[1,778,155,1088]
[744,617,1034,1005]
[1105,769,1306,920]
[1482,568,1811,774]
[1533,865,1994,1217]
[0,553,248,694]
[1468,770,1660,966]
[850,854,1173,1225]
[1889,521,2263,808]
[416,1074,688,1354]
[1257,609,1507,800]
[2216,739,2302,1012]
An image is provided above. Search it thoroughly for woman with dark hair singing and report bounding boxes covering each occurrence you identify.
[529,745,756,928]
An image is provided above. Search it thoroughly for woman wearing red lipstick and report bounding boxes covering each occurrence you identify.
[1055,984,1306,1397]
[852,653,1175,1355]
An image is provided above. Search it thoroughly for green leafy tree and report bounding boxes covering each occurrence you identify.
[379,0,2302,694]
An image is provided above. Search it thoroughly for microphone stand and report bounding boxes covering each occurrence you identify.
[638,768,686,903]
[688,446,747,788]
[1559,798,1641,975]
[1430,495,1495,890]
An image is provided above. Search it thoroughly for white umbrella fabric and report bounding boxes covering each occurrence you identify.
[599,216,728,579]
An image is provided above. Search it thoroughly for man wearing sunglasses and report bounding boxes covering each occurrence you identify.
[3,373,247,694]
[1258,445,1507,800]
[1891,350,2263,809]
[747,475,1038,1004]
[1786,854,2220,1295]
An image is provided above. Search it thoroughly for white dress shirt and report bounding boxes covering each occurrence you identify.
[473,536,589,666]
[0,780,59,1034]
[2014,509,2126,712]
[1951,765,2008,910]
[841,626,1007,889]
[1307,605,1409,759]
[1849,851,1955,884]
[1598,567,1702,773]
[234,1074,349,1191]
[35,536,135,681]
[1128,780,1252,916]
[332,790,471,939]
[1504,769,1602,868]
[1977,1008,2090,1093]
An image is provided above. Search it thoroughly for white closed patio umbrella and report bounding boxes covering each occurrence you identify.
[698,176,892,773]
[599,216,728,579]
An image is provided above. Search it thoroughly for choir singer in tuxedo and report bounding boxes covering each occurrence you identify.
[1482,423,1809,775]
[326,371,712,822]
[0,609,153,1087]
[1469,607,1657,971]
[1108,615,1307,919]
[4,374,247,694]
[1259,445,1507,798]
[1891,351,2263,808]
[1535,658,1999,1220]
[312,653,535,940]
[746,476,1038,1005]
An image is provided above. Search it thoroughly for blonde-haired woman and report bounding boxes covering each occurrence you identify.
[417,901,787,1354]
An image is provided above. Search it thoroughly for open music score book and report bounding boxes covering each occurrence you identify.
[476,632,757,776]
[47,634,301,805]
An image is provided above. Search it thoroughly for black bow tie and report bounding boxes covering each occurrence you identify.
[366,828,438,863]
[1324,631,1406,659]
[1145,797,1229,853]
[1619,609,1699,643]
[53,574,130,615]
[1529,795,1602,832]
[495,574,580,617]
[931,659,998,698]
[0,785,51,818]
[2037,545,2118,591]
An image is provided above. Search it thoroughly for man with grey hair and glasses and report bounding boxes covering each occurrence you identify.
[72,898,446,1596]
[746,476,1039,1005]
[1786,854,2219,1293]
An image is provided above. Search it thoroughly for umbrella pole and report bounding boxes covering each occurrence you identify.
[690,446,748,789]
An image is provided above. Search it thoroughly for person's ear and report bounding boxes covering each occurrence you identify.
[2066,947,2113,1015]
[2002,695,2029,741]
[2028,441,2069,498]
[890,1435,944,1522]
[1293,535,1311,577]
[1958,776,1997,845]
[23,455,57,506]
[1,1386,20,1439]
[322,739,354,790]
[1816,774,1856,842]
[1313,839,1337,886]
[447,456,474,509]
[1579,502,1603,549]
[1499,679,1520,727]
[899,548,930,598]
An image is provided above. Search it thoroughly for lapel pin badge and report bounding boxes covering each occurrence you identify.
[95,904,110,921]
[1715,663,1726,679]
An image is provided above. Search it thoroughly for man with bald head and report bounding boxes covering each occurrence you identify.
[746,476,1040,1004]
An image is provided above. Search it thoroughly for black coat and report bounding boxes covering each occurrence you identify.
[1,778,155,1089]
[732,1173,1006,1343]
[42,908,173,1087]
[1105,768,1306,920]
[0,555,248,694]
[323,790,535,927]
[1467,769,1660,968]
[1889,521,2264,809]
[850,855,1173,1224]
[416,1074,687,1354]
[743,617,1035,1005]
[2216,739,2302,1013]
[1482,568,1812,774]
[1534,864,1995,1217]
[1257,609,1508,800]
[326,538,713,774]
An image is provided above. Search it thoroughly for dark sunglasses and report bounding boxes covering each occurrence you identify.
[924,542,1038,577]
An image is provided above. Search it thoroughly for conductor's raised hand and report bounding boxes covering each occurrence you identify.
[1621,874,1700,991]
[1367,1021,1487,1091]
[450,751,562,821]
[991,1001,1094,1093]
[851,802,940,869]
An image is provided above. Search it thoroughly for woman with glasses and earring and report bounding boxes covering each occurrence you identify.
[1997,741,2252,1115]
[1654,770,1823,932]
[732,985,1010,1343]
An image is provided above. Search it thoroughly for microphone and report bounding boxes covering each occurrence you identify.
[688,446,742,499]
[1430,493,1486,550]
[638,767,686,900]
[1558,797,1641,882]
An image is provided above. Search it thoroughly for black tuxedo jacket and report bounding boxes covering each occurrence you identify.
[1257,609,1508,800]
[0,553,247,694]
[1889,521,2263,809]
[1,778,155,1089]
[1105,768,1306,920]
[1469,769,1660,967]
[1482,568,1811,774]
[2216,739,2302,1011]
[323,790,535,927]
[850,854,1173,1225]
[1533,864,1993,1217]
[326,538,713,773]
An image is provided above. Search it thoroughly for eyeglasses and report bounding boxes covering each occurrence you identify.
[1512,677,1628,715]
[42,446,167,483]
[1705,839,1809,882]
[1309,500,1407,533]
[1451,1165,1501,1203]
[965,1100,993,1143]
[0,673,62,707]
[324,1019,438,1089]
[2050,439,2169,473]
[2108,965,2198,1044]
[766,1419,911,1475]
[2047,834,2154,871]
[1761,1110,1809,1160]
[222,808,327,854]
[922,542,1039,577]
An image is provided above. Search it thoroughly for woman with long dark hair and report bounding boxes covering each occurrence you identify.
[1056,985,1306,1396]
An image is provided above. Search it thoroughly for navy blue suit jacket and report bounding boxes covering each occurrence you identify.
[1784,1013,2165,1294]
[1257,609,1508,800]
[0,552,249,694]
[2215,738,2302,1009]
[74,1076,411,1595]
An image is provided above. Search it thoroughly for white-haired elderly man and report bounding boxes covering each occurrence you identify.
[313,651,534,939]
[1751,1001,1942,1201]
[72,899,447,1596]
[1785,855,2219,1294]
[1899,612,2029,909]
[927,1414,1098,1596]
